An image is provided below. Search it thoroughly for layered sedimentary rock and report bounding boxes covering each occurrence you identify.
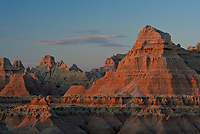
[86,25,200,96]
[0,25,200,134]
[1,94,200,134]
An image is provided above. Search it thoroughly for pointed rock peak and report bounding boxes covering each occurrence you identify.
[187,42,200,51]
[24,66,31,74]
[140,25,156,32]
[13,60,25,71]
[135,25,173,45]
[195,42,200,50]
[27,66,30,71]
[69,64,83,72]
[0,57,13,70]
[56,60,67,68]
[28,95,48,106]
[39,55,56,67]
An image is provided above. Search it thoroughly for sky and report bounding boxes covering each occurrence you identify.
[0,0,200,71]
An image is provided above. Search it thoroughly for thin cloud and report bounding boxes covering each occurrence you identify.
[8,35,127,47]
[85,30,99,34]
[71,30,99,34]
[27,35,126,47]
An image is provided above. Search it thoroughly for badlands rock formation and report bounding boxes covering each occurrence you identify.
[63,85,86,96]
[0,53,121,97]
[12,60,25,72]
[69,64,83,72]
[31,55,96,95]
[86,25,200,96]
[0,25,200,134]
[0,58,29,93]
[187,42,200,51]
[86,54,126,80]
[103,54,126,69]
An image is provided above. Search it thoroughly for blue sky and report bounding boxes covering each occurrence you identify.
[0,0,200,71]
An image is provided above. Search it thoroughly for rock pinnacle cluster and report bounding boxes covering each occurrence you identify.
[0,25,200,134]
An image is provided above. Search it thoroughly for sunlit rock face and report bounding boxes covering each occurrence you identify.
[86,25,200,96]
[0,72,44,97]
[1,25,200,134]
[38,55,56,70]
[0,74,31,97]
[187,42,200,51]
[63,85,86,96]
[0,58,26,92]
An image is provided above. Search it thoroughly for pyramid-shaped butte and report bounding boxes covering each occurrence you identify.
[87,25,200,96]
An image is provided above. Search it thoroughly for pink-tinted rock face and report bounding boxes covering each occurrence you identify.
[187,46,195,50]
[39,55,56,67]
[63,85,86,96]
[194,42,200,50]
[0,58,26,92]
[86,25,200,96]
[187,42,200,51]
[0,74,31,97]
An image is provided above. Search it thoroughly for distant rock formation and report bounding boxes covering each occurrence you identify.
[12,60,25,71]
[0,54,120,97]
[187,42,200,51]
[103,54,126,69]
[86,54,126,80]
[31,55,93,95]
[69,64,83,72]
[0,58,14,74]
[39,55,56,69]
